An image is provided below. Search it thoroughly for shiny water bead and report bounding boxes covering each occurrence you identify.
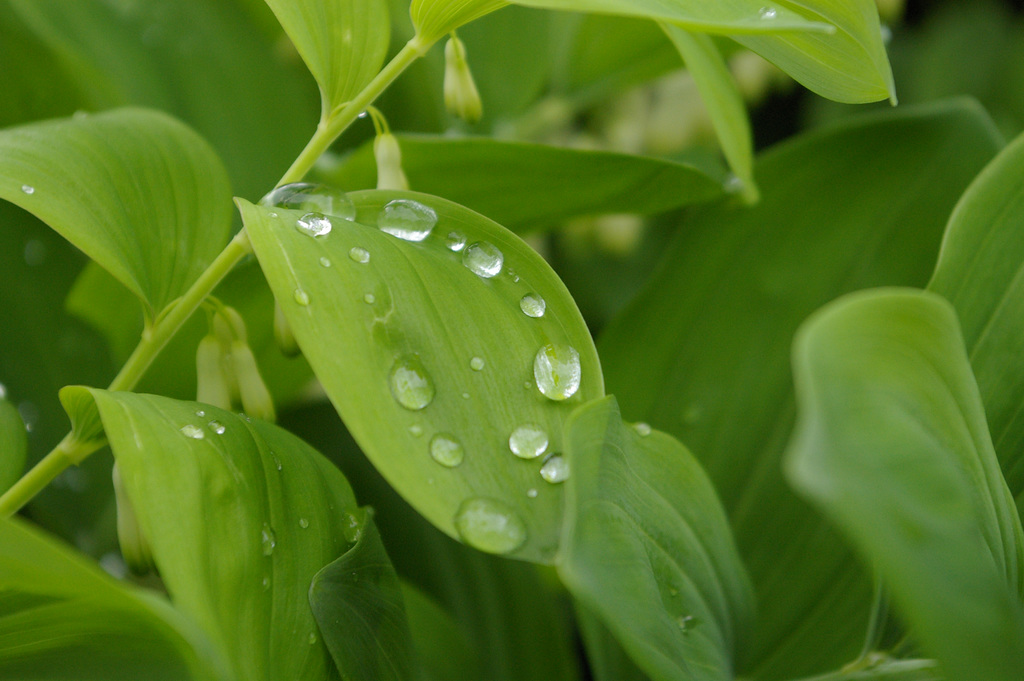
[633,422,652,436]
[454,497,527,554]
[363,293,376,304]
[533,343,581,401]
[429,433,464,468]
[319,257,331,267]
[208,420,226,435]
[758,6,777,19]
[295,212,332,238]
[307,632,318,645]
[378,199,437,242]
[540,455,570,484]
[180,424,204,439]
[195,410,206,418]
[470,356,485,371]
[508,424,548,459]
[298,518,310,529]
[293,288,310,306]
[20,184,34,195]
[526,488,538,498]
[519,293,546,318]
[260,523,276,556]
[349,247,370,263]
[260,182,356,220]
[409,424,424,437]
[446,231,467,251]
[463,241,503,278]
[389,355,435,410]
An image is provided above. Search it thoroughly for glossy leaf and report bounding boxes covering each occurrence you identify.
[928,128,1024,506]
[242,191,602,563]
[0,395,27,494]
[0,108,232,319]
[262,0,390,117]
[662,25,756,202]
[60,388,363,681]
[317,136,725,232]
[786,288,1024,681]
[597,100,1003,679]
[558,396,754,681]
[0,516,229,681]
[310,513,416,681]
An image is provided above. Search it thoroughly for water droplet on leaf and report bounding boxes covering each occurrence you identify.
[446,231,467,251]
[180,424,204,439]
[509,424,548,459]
[208,420,226,435]
[294,289,310,306]
[299,518,309,529]
[633,422,652,436]
[470,356,485,371]
[519,294,546,318]
[533,344,581,401]
[758,6,777,19]
[363,293,376,304]
[389,355,435,410]
[260,182,356,219]
[319,257,331,267]
[261,523,277,556]
[295,212,332,238]
[430,433,464,467]
[454,497,527,554]
[409,424,424,437]
[379,199,437,241]
[20,184,34,195]
[463,241,503,278]
[349,247,370,263]
[308,632,318,645]
[540,455,569,484]
[526,488,538,498]
[262,575,271,590]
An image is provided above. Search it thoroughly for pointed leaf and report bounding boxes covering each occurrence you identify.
[0,395,27,494]
[786,288,1024,681]
[242,190,603,563]
[0,108,232,318]
[558,396,755,681]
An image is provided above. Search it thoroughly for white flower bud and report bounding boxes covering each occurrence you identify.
[374,133,409,191]
[196,333,232,410]
[230,341,276,422]
[444,36,483,124]
[113,463,156,576]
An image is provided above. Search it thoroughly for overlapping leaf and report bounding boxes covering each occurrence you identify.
[0,395,26,494]
[786,288,1024,681]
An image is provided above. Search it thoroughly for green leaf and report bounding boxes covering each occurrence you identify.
[400,582,482,681]
[791,659,943,681]
[0,108,232,319]
[786,288,1024,681]
[662,25,756,202]
[0,395,27,494]
[928,128,1024,506]
[575,603,651,681]
[410,0,509,44]
[60,388,363,681]
[596,99,1003,679]
[317,136,725,232]
[0,515,229,681]
[310,512,417,681]
[262,0,390,117]
[242,190,602,563]
[558,396,755,681]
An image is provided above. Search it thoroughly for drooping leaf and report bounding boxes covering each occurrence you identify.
[0,108,232,320]
[786,288,1024,681]
[558,396,755,681]
[60,388,365,681]
[242,190,603,563]
[0,395,27,494]
[0,516,230,681]
[597,99,1003,679]
[317,136,725,232]
[262,0,390,117]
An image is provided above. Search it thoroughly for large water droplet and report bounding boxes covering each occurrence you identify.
[295,212,332,238]
[454,497,527,554]
[260,182,356,220]
[180,424,205,439]
[294,289,310,306]
[540,455,569,484]
[533,344,581,401]
[378,199,436,241]
[261,523,277,556]
[389,355,435,410]
[520,293,546,318]
[446,231,467,251]
[430,433,464,467]
[470,356,485,371]
[20,184,34,195]
[463,241,503,278]
[208,420,226,435]
[349,247,370,263]
[508,424,548,459]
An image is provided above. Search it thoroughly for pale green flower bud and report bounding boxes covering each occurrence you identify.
[273,300,301,358]
[230,341,276,422]
[113,463,156,576]
[196,333,232,410]
[374,132,409,191]
[444,36,482,124]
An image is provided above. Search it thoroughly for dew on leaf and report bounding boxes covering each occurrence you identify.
[180,424,204,439]
[260,523,276,556]
[470,356,485,371]
[294,289,310,306]
[379,199,436,241]
[409,424,424,437]
[533,343,581,401]
[526,488,538,498]
[446,231,467,251]
[349,246,370,263]
[509,424,548,459]
[20,184,34,195]
[363,293,376,304]
[463,241,503,278]
[298,518,309,529]
[519,293,546,318]
[295,212,332,238]
[319,256,331,268]
[430,433,464,468]
[389,355,435,410]
[454,497,527,554]
[208,420,226,435]
[758,6,777,19]
[633,422,652,436]
[260,182,356,219]
[540,455,569,484]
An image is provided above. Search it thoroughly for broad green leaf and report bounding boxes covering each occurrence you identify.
[792,659,943,681]
[928,128,1024,505]
[0,108,232,319]
[662,25,756,202]
[242,190,603,563]
[596,100,1003,679]
[410,0,509,44]
[400,582,482,681]
[61,389,364,681]
[575,603,651,681]
[310,513,417,681]
[558,396,755,681]
[0,396,27,494]
[262,0,390,117]
[317,136,725,232]
[786,288,1024,681]
[0,516,229,681]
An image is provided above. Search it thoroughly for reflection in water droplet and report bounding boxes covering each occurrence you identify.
[446,231,467,251]
[295,212,332,238]
[319,257,331,268]
[470,356,485,371]
[208,420,226,435]
[533,344,581,401]
[180,424,205,439]
[454,497,527,554]
[520,294,546,318]
[463,241,503,278]
[261,524,276,556]
[389,356,435,410]
[299,518,309,529]
[509,424,548,459]
[540,456,569,484]
[634,422,652,436]
[430,433,464,467]
[260,182,356,219]
[526,488,538,498]
[21,184,34,195]
[363,293,376,304]
[294,289,310,306]
[379,199,437,241]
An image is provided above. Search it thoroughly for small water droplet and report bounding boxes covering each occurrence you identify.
[454,497,527,554]
[294,288,310,306]
[319,256,331,267]
[540,455,569,484]
[526,488,538,498]
[343,510,364,544]
[463,241,503,278]
[523,381,532,390]
[363,293,376,304]
[758,6,777,19]
[0,383,6,400]
[519,293,546,318]
[260,182,355,220]
[208,420,226,435]
[533,344,581,401]
[409,424,424,437]
[180,424,205,439]
[299,518,309,529]
[677,615,696,632]
[262,575,271,590]
[446,231,467,251]
[358,110,369,119]
[349,246,370,263]
[378,199,437,241]
[271,451,283,471]
[307,632,318,645]
[389,355,435,410]
[461,392,470,399]
[295,211,332,238]
[20,184,34,195]
[633,422,652,436]
[509,424,548,459]
[470,356,485,371]
[430,433,464,467]
[261,523,277,556]
[195,410,206,417]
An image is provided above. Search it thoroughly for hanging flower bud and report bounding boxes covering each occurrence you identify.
[196,333,232,410]
[273,300,301,358]
[374,132,409,191]
[113,463,156,576]
[444,36,483,124]
[230,340,276,422]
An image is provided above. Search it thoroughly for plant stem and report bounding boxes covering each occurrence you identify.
[0,434,105,517]
[276,36,430,187]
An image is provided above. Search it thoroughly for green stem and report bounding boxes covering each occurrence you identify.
[276,36,431,187]
[0,434,104,517]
